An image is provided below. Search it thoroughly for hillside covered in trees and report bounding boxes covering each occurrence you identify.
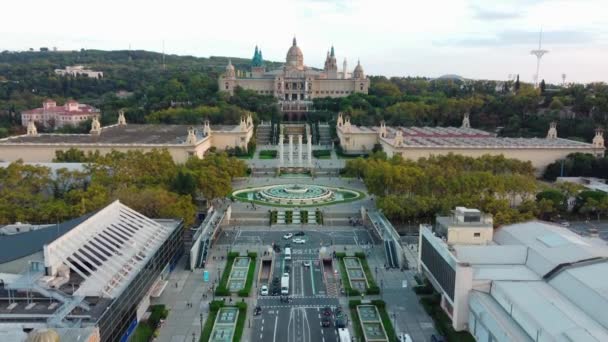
[2,49,608,144]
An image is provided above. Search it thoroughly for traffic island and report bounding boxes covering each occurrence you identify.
[336,252,380,295]
[201,301,247,342]
[349,300,396,342]
[215,252,257,297]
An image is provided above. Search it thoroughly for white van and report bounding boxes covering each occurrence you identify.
[284,247,292,260]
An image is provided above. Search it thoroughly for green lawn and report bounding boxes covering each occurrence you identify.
[259,150,277,159]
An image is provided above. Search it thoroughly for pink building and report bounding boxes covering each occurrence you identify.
[21,99,100,128]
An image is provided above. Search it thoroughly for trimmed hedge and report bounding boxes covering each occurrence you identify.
[339,253,379,295]
[348,300,364,341]
[238,252,258,297]
[313,150,331,158]
[371,300,397,342]
[200,301,248,342]
[233,302,248,342]
[200,301,224,342]
[215,252,239,296]
[357,254,380,295]
[338,256,360,296]
[349,300,396,342]
[413,285,434,295]
[259,150,277,159]
[416,285,475,342]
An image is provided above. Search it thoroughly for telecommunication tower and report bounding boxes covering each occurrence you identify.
[530,29,549,88]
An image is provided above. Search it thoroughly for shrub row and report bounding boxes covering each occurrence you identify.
[237,252,257,297]
[200,301,224,342]
[233,302,248,342]
[200,301,248,342]
[259,150,277,158]
[214,252,239,296]
[348,300,396,342]
[338,256,361,296]
[414,278,476,342]
[312,150,331,158]
[340,253,379,295]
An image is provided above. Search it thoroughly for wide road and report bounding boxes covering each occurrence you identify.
[216,228,374,247]
[253,240,340,342]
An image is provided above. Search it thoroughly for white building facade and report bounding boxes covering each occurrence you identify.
[418,208,608,341]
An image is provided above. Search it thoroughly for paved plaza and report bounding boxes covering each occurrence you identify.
[153,174,436,342]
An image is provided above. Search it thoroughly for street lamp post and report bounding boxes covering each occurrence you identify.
[200,313,203,336]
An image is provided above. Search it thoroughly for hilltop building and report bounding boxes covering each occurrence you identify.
[418,207,608,341]
[218,38,370,118]
[54,65,103,78]
[21,99,100,128]
[336,113,604,173]
[0,201,184,342]
[1,112,254,163]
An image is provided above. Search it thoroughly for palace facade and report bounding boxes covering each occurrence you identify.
[218,38,370,117]
[336,113,605,174]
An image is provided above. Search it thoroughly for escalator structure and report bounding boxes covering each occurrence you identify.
[383,239,398,268]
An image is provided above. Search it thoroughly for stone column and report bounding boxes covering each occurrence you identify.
[298,135,303,166]
[307,134,312,165]
[289,135,293,165]
[279,134,284,166]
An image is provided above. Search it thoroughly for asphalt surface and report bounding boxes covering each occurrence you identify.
[252,236,341,342]
[216,228,375,247]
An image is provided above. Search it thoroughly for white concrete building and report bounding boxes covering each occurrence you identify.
[418,208,608,341]
[54,65,103,78]
[337,113,605,174]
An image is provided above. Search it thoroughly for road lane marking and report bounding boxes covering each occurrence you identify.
[300,264,305,296]
[273,314,279,342]
[309,260,316,295]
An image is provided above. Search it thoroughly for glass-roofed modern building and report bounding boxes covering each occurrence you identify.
[0,201,184,342]
[418,207,608,341]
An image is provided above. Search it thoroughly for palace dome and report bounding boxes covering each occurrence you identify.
[353,60,365,79]
[286,37,304,69]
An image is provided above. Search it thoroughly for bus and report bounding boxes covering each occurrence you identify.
[281,273,290,295]
[284,247,292,260]
[337,328,351,342]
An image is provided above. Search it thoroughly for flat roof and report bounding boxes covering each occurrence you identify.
[344,125,597,149]
[0,124,220,146]
[0,213,95,264]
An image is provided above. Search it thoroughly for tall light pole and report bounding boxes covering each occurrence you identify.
[531,28,549,88]
[200,313,203,336]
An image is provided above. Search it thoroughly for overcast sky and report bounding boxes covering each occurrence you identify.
[2,0,607,84]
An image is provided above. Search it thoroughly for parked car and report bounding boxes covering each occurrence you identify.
[398,333,413,342]
[292,238,306,244]
[285,265,291,273]
[254,306,262,316]
[273,244,281,253]
[294,231,305,236]
[260,285,268,296]
[303,261,311,267]
[321,316,331,327]
[283,233,294,239]
[431,334,446,342]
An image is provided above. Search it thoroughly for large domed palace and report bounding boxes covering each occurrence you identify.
[218,37,370,117]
